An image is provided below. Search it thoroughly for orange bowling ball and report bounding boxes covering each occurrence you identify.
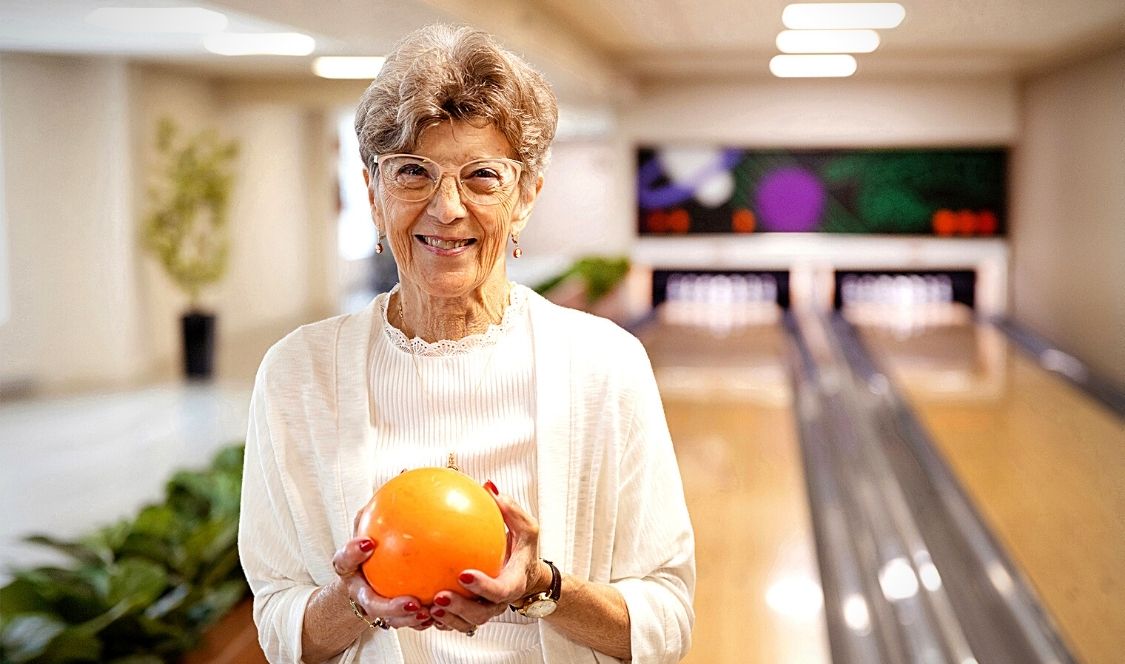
[356,467,507,604]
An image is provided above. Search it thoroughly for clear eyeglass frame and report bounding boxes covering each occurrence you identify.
[373,153,524,206]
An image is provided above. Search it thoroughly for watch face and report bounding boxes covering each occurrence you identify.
[521,599,558,618]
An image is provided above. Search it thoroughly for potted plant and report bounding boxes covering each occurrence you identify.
[142,118,238,379]
[0,445,252,662]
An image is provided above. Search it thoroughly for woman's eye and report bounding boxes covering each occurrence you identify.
[398,163,431,178]
[467,167,501,180]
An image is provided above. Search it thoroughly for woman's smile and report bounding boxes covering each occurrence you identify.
[415,234,478,256]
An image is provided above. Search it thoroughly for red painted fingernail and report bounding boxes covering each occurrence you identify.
[433,609,445,617]
[434,595,451,606]
[422,619,433,627]
[484,480,499,495]
[405,602,419,612]
[459,573,475,584]
[358,539,374,552]
[416,612,428,620]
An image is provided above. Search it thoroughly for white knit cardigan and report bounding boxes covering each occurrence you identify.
[238,288,696,663]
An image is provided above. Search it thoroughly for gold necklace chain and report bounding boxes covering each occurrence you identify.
[395,285,511,472]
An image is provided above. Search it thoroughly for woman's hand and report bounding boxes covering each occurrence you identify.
[428,482,549,634]
[331,537,434,631]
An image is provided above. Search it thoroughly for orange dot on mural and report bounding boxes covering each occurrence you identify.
[667,209,691,233]
[732,208,756,233]
[645,210,667,233]
[932,209,956,236]
[955,209,977,235]
[977,210,998,235]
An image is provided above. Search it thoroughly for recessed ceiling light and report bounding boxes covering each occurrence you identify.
[313,56,387,79]
[783,3,905,30]
[770,54,858,78]
[776,29,880,54]
[86,7,228,33]
[203,32,316,56]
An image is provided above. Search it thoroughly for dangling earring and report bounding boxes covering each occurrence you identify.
[375,230,384,255]
[511,231,522,258]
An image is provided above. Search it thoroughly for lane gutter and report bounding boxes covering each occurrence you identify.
[783,307,1078,664]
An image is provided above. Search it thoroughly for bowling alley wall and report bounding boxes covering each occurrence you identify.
[1009,47,1125,387]
[621,47,1125,385]
[0,44,1120,391]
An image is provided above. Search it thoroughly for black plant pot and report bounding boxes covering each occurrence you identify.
[181,311,216,379]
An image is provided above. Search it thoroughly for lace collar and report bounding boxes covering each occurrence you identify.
[379,283,528,357]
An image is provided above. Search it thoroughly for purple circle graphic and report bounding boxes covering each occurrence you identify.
[754,167,826,232]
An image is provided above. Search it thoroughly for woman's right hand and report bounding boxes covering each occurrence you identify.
[331,537,433,631]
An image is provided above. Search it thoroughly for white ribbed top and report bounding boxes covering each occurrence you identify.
[370,284,544,664]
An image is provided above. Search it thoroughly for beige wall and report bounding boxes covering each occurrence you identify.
[1010,47,1125,386]
[0,59,9,328]
[0,56,340,393]
[524,137,633,259]
[216,102,315,336]
[0,55,144,390]
[623,76,1020,146]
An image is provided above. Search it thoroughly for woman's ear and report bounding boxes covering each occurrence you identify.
[363,167,376,207]
[511,174,544,233]
[363,167,384,230]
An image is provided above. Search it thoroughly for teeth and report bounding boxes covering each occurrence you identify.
[422,236,471,249]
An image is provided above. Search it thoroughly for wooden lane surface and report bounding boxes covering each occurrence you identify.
[854,320,1125,664]
[638,316,829,664]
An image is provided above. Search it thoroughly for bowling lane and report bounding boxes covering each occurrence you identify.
[849,315,1125,664]
[636,308,830,664]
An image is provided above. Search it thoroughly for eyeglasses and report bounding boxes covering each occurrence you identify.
[374,153,524,206]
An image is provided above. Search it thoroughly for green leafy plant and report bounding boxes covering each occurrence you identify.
[533,256,631,305]
[142,118,239,309]
[0,445,249,663]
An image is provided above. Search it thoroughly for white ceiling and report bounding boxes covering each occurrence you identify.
[535,0,1125,79]
[0,0,1122,92]
[541,0,1125,53]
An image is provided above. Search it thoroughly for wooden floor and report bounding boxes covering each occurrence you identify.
[855,321,1125,664]
[639,316,830,664]
[181,599,268,664]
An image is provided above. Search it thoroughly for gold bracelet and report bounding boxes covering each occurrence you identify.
[350,599,390,630]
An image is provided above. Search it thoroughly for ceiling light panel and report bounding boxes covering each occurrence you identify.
[783,3,905,30]
[769,54,858,78]
[776,29,880,53]
[85,7,228,33]
[313,56,387,79]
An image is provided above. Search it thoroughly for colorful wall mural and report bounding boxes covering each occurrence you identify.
[637,148,1007,236]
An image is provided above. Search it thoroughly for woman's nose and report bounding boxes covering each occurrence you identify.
[427,176,466,224]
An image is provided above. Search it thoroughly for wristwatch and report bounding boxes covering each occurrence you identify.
[511,559,561,618]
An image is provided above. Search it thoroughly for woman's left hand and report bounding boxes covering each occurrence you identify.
[428,481,547,634]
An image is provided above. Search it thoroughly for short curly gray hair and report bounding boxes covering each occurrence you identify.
[354,24,558,192]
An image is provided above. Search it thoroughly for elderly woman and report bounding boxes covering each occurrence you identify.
[238,24,694,664]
